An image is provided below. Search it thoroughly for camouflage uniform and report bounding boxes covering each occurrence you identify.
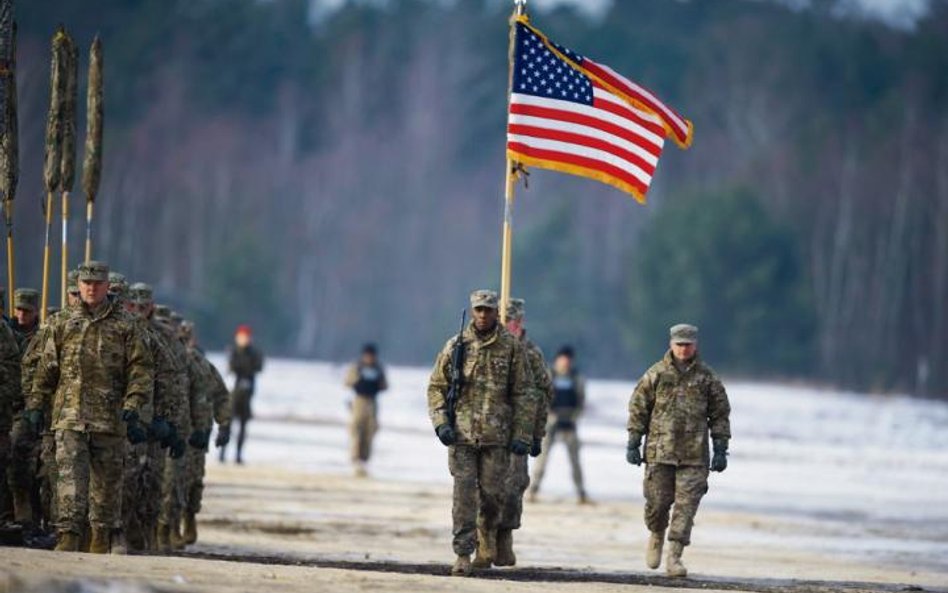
[0,317,20,523]
[8,289,42,527]
[627,347,731,547]
[427,291,533,562]
[529,364,588,500]
[344,357,387,468]
[184,347,229,527]
[29,263,153,546]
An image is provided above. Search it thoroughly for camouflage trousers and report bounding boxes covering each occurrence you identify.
[8,418,40,525]
[123,441,164,549]
[349,396,378,463]
[0,430,10,522]
[448,445,509,556]
[529,423,586,497]
[39,433,58,528]
[643,463,709,546]
[160,451,187,527]
[55,430,125,534]
[499,453,530,530]
[185,445,207,515]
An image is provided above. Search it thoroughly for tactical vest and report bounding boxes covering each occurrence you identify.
[551,370,580,410]
[354,364,384,398]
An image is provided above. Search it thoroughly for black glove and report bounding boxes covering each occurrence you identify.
[710,438,729,472]
[530,438,542,457]
[215,425,231,448]
[148,416,172,443]
[23,409,44,435]
[122,410,148,445]
[159,423,180,450]
[626,433,643,466]
[510,439,530,456]
[435,424,456,447]
[169,437,187,459]
[188,430,209,450]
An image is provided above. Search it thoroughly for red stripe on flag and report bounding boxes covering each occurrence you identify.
[591,88,666,137]
[507,141,649,195]
[507,123,656,177]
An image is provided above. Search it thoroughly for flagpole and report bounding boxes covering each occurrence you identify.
[499,0,527,323]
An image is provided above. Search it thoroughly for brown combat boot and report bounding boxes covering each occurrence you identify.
[156,523,172,553]
[451,554,472,577]
[182,512,198,545]
[471,526,493,568]
[666,541,688,577]
[54,531,80,552]
[88,527,110,554]
[493,529,516,567]
[646,531,664,569]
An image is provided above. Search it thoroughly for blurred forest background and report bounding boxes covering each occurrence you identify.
[8,0,948,397]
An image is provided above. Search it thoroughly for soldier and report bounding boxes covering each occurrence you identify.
[492,298,552,567]
[220,325,263,465]
[626,324,731,577]
[0,289,20,526]
[344,343,388,477]
[426,290,533,576]
[529,345,589,504]
[26,261,154,553]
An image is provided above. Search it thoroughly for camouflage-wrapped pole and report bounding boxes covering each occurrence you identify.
[0,0,17,317]
[59,32,77,308]
[82,35,102,263]
[40,26,67,322]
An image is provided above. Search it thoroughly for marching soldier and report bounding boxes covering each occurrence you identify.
[0,290,19,526]
[426,290,533,576]
[529,345,589,504]
[27,261,154,553]
[344,343,388,477]
[626,324,731,577]
[220,325,263,465]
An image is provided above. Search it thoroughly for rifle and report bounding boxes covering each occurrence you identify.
[445,309,467,428]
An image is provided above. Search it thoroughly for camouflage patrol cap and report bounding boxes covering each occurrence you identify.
[67,270,80,294]
[128,282,154,304]
[670,323,698,344]
[470,289,499,310]
[505,298,525,321]
[46,306,60,317]
[154,304,172,319]
[170,311,183,325]
[108,272,128,296]
[180,320,195,340]
[78,260,109,282]
[14,288,40,312]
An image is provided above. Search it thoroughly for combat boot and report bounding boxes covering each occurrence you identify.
[493,529,516,567]
[54,531,80,552]
[88,527,110,554]
[451,554,472,577]
[646,531,664,569]
[471,527,493,568]
[183,512,198,545]
[666,541,688,577]
[156,523,172,553]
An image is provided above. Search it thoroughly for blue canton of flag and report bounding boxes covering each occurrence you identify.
[512,24,593,106]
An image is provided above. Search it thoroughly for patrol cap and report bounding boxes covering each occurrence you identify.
[470,289,499,310]
[108,272,128,296]
[46,306,60,317]
[505,298,525,321]
[180,320,195,339]
[67,270,80,294]
[170,311,183,325]
[128,282,154,305]
[670,323,699,344]
[154,304,172,319]
[14,288,39,312]
[78,260,109,282]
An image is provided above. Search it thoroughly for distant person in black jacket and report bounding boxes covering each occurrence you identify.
[528,345,589,504]
[220,325,264,464]
[344,343,388,477]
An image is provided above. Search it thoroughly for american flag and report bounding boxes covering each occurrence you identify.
[507,20,692,203]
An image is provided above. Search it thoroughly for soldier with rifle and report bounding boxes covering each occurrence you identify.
[426,290,534,576]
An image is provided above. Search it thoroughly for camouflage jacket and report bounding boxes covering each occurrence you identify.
[150,318,196,434]
[427,322,533,447]
[136,318,184,426]
[627,351,731,467]
[184,347,218,433]
[199,353,232,430]
[521,335,553,441]
[30,300,154,435]
[0,321,20,433]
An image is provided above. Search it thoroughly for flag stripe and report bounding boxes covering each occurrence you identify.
[508,134,653,186]
[592,86,666,137]
[508,124,658,177]
[507,114,660,166]
[508,141,648,196]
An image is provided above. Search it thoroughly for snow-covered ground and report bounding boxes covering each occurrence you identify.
[208,354,948,572]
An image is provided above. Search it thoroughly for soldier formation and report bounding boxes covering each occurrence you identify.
[0,260,236,554]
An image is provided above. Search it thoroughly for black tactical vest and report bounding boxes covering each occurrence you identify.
[354,364,384,398]
[552,370,580,409]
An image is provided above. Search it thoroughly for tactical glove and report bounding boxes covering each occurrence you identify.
[710,438,729,473]
[215,425,231,448]
[510,439,530,456]
[626,433,643,466]
[169,437,187,459]
[435,424,456,447]
[530,438,542,458]
[188,430,209,450]
[122,410,148,445]
[23,409,44,436]
[160,423,180,450]
[148,416,172,443]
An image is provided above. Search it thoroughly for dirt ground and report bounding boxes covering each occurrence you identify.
[1,462,946,593]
